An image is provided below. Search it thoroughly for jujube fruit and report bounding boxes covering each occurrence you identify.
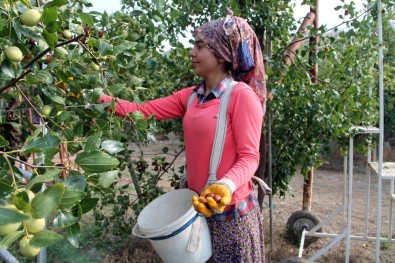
[213,195,222,203]
[5,46,23,62]
[19,235,41,257]
[205,193,215,199]
[90,62,100,71]
[20,9,41,27]
[22,212,45,234]
[40,105,52,116]
[62,29,72,39]
[0,205,22,236]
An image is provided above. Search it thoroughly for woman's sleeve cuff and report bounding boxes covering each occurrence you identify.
[217,178,236,194]
[99,95,112,103]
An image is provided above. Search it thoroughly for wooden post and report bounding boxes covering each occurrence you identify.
[302,0,319,211]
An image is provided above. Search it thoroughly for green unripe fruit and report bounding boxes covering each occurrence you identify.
[0,205,22,236]
[75,25,84,34]
[5,46,23,62]
[152,15,162,23]
[23,212,45,234]
[19,235,41,257]
[20,9,42,27]
[0,222,21,236]
[62,29,72,39]
[40,105,52,116]
[54,47,69,57]
[90,62,100,71]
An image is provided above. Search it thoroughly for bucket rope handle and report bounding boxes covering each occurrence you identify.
[187,216,202,253]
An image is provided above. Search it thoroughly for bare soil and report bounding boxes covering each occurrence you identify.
[104,135,395,263]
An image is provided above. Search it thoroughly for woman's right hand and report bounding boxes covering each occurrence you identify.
[192,184,232,217]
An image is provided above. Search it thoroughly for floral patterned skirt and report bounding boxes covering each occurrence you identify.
[206,204,266,263]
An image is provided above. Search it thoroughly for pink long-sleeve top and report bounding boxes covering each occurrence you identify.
[100,82,263,205]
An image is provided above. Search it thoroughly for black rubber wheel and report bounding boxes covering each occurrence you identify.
[286,210,322,246]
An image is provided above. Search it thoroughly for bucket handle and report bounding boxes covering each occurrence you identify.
[187,215,202,253]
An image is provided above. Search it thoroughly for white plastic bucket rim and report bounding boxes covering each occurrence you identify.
[132,212,200,240]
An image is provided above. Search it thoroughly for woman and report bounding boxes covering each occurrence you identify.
[100,8,267,263]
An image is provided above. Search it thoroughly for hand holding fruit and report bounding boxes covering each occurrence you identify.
[192,184,232,217]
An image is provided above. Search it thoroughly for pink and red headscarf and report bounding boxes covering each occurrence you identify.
[193,8,267,110]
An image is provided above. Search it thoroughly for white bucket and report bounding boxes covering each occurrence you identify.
[132,189,212,263]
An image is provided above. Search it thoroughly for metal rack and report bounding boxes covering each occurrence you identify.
[297,1,395,262]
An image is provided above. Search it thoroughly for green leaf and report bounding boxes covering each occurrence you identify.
[27,169,61,189]
[30,230,63,248]
[12,23,41,39]
[36,70,54,84]
[0,208,29,225]
[98,42,111,56]
[43,29,58,50]
[45,0,68,9]
[79,198,99,214]
[101,11,109,27]
[101,140,124,154]
[0,179,13,198]
[66,223,80,248]
[63,174,86,191]
[45,21,61,33]
[75,151,120,173]
[25,127,43,143]
[0,158,8,178]
[58,189,87,210]
[19,0,31,7]
[98,170,118,188]
[108,84,126,95]
[22,133,61,153]
[53,210,79,228]
[0,231,24,249]
[11,191,32,212]
[84,132,102,152]
[1,60,15,78]
[42,6,58,25]
[114,42,132,55]
[48,94,65,105]
[0,135,9,147]
[31,183,65,219]
[79,13,94,27]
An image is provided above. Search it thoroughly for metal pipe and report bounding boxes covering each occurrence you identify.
[345,137,354,263]
[268,113,274,250]
[342,155,347,227]
[304,232,395,243]
[364,148,372,238]
[389,180,394,242]
[298,229,307,258]
[0,249,19,263]
[375,0,384,262]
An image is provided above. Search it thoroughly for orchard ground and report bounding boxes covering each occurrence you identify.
[101,133,395,263]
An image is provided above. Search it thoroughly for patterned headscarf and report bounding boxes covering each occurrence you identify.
[193,8,266,110]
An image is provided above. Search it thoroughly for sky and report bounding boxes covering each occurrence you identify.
[88,0,366,28]
[88,0,367,47]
